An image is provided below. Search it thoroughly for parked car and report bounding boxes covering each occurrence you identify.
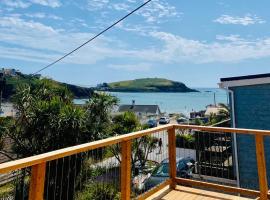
[147,119,158,128]
[159,117,170,124]
[143,157,195,190]
[177,117,188,124]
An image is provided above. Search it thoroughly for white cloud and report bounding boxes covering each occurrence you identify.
[137,0,181,23]
[25,12,62,20]
[214,14,266,26]
[1,0,61,8]
[107,63,152,71]
[1,16,270,68]
[30,0,61,8]
[1,0,30,8]
[146,31,270,63]
[86,0,109,11]
[111,3,130,12]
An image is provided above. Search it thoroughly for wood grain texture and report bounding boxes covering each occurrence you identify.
[28,162,46,200]
[168,128,176,189]
[146,185,255,200]
[121,140,131,200]
[175,178,262,198]
[255,135,268,200]
[137,179,171,200]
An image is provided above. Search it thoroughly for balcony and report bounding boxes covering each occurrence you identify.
[0,124,269,200]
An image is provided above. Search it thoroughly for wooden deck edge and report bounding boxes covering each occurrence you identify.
[0,124,173,173]
[175,178,263,198]
[137,179,172,200]
[173,124,270,136]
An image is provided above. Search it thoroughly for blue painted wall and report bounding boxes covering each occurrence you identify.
[230,83,270,190]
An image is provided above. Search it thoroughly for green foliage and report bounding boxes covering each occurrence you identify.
[109,112,158,174]
[76,183,120,200]
[0,183,14,199]
[3,79,118,200]
[0,117,13,150]
[103,78,197,92]
[85,92,118,140]
[3,72,92,99]
[176,133,195,149]
[111,111,141,135]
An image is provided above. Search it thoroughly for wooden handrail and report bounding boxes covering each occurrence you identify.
[0,124,172,173]
[174,124,270,136]
[2,124,270,174]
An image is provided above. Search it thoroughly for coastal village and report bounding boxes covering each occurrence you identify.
[1,1,270,200]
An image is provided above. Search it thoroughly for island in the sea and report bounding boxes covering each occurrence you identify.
[95,78,198,93]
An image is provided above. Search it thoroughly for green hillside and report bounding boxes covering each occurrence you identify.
[1,72,92,99]
[97,78,198,92]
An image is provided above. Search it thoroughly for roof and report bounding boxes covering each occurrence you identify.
[118,104,160,114]
[219,73,270,88]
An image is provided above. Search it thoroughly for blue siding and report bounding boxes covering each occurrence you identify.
[230,84,270,190]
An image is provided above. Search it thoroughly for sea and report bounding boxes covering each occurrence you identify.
[74,88,228,115]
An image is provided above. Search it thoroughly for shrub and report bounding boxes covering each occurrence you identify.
[176,134,195,149]
[76,183,120,200]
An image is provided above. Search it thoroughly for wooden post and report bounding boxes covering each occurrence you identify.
[168,127,176,189]
[255,134,268,200]
[121,140,131,200]
[29,162,46,200]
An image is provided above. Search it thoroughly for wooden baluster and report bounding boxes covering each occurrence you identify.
[29,162,46,200]
[121,140,131,200]
[168,127,177,189]
[255,134,268,200]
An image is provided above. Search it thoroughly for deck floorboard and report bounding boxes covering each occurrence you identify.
[147,185,255,200]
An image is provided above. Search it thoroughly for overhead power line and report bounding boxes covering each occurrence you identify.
[32,0,153,75]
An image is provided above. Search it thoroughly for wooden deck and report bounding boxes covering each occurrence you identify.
[147,186,255,200]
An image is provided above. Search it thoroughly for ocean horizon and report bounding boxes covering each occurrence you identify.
[75,88,228,115]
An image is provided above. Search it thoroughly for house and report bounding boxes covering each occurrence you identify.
[190,110,205,119]
[204,104,226,116]
[0,68,17,76]
[219,73,270,190]
[118,100,161,117]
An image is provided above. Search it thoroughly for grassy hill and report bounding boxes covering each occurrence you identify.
[97,78,198,92]
[1,72,92,99]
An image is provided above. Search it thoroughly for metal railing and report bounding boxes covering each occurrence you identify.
[0,124,269,200]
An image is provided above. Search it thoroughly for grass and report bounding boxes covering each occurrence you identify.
[109,78,173,89]
[0,183,14,198]
[107,78,196,92]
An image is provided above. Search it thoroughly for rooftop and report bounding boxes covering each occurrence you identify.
[118,104,161,114]
[219,73,270,88]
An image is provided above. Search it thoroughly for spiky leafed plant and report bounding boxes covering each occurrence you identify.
[5,79,118,200]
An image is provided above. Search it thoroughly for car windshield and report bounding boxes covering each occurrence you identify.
[160,117,166,120]
[148,120,155,123]
[151,163,169,177]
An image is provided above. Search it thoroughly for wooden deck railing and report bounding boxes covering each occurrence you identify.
[0,124,269,200]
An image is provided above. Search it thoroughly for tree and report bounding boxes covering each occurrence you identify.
[2,79,118,200]
[218,103,230,120]
[109,112,158,174]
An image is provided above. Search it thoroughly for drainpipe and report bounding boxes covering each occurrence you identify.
[219,85,240,188]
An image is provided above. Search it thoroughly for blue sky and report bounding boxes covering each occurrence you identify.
[1,0,270,87]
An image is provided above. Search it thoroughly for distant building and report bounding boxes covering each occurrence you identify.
[190,110,205,119]
[204,104,226,116]
[118,100,161,116]
[219,73,270,190]
[0,68,18,76]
